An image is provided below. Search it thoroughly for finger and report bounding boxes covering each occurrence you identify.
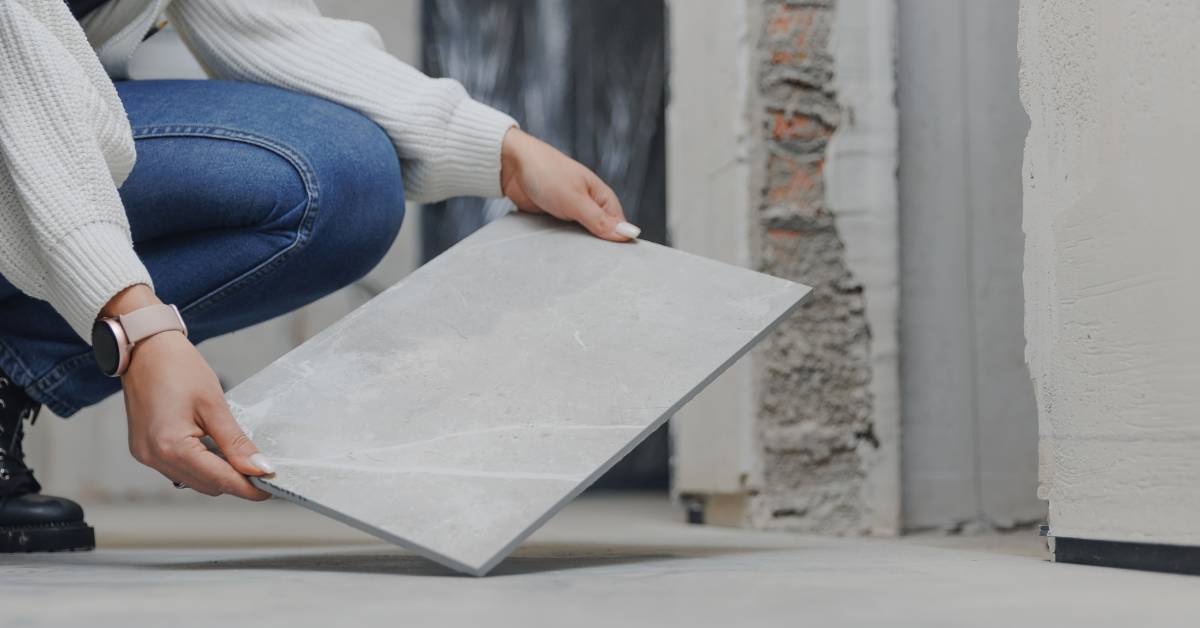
[178,437,271,501]
[569,193,636,242]
[197,395,274,477]
[587,175,627,221]
[154,454,220,497]
[169,468,220,497]
[584,177,639,241]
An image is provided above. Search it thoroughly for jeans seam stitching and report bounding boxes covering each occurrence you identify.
[19,348,90,417]
[0,339,34,383]
[0,325,80,416]
[127,125,322,315]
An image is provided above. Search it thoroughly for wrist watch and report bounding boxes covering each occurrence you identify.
[91,304,188,377]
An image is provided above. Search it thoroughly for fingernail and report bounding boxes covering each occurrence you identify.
[614,221,641,240]
[249,453,276,475]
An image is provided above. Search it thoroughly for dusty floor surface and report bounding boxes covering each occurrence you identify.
[1,493,1196,627]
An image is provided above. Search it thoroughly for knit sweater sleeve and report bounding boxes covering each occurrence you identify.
[0,0,151,341]
[168,0,518,203]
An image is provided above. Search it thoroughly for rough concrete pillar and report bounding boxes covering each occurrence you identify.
[670,0,900,535]
[745,0,898,534]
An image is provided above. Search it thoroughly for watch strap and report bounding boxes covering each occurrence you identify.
[118,304,187,344]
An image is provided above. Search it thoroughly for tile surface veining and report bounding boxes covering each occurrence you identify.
[227,213,810,575]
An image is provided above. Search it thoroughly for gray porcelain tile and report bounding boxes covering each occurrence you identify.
[228,213,810,575]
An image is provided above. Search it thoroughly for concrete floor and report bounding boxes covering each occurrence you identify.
[1,494,1197,627]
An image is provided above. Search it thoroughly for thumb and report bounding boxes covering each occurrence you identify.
[570,193,639,242]
[200,396,274,477]
[581,176,639,241]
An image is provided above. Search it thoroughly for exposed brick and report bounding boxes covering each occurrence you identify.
[763,154,825,215]
[769,110,834,144]
[760,2,836,93]
[748,0,875,536]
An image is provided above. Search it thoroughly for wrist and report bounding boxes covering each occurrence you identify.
[93,292,187,378]
[100,284,161,319]
[121,329,187,381]
[500,127,528,196]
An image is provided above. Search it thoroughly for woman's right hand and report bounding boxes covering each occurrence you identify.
[110,287,272,500]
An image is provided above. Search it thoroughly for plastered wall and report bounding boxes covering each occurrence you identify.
[898,0,1043,532]
[1020,0,1200,545]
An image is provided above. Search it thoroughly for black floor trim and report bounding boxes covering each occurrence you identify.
[1054,537,1200,576]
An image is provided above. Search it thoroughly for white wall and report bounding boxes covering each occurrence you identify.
[667,0,760,500]
[898,0,1043,531]
[827,0,901,536]
[1021,0,1200,545]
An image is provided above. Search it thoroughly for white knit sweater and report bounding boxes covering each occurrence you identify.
[0,0,517,340]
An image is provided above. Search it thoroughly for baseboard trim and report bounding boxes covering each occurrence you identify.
[1053,537,1200,576]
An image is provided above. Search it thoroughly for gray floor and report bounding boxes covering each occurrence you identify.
[2,494,1196,627]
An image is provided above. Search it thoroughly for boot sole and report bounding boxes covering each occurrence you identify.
[0,521,95,553]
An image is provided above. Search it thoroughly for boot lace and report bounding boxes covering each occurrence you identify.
[0,376,40,495]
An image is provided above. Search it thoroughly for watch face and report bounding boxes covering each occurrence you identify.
[91,320,121,376]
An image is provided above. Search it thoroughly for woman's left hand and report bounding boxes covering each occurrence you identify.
[500,128,641,242]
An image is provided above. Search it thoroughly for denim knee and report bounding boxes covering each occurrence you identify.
[303,109,406,292]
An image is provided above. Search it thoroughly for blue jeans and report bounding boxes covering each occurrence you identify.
[0,80,406,417]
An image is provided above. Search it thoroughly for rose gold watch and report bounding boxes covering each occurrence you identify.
[91,304,188,377]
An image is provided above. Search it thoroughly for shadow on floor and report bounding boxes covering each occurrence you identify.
[149,543,772,578]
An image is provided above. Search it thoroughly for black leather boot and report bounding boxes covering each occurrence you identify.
[0,374,95,552]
